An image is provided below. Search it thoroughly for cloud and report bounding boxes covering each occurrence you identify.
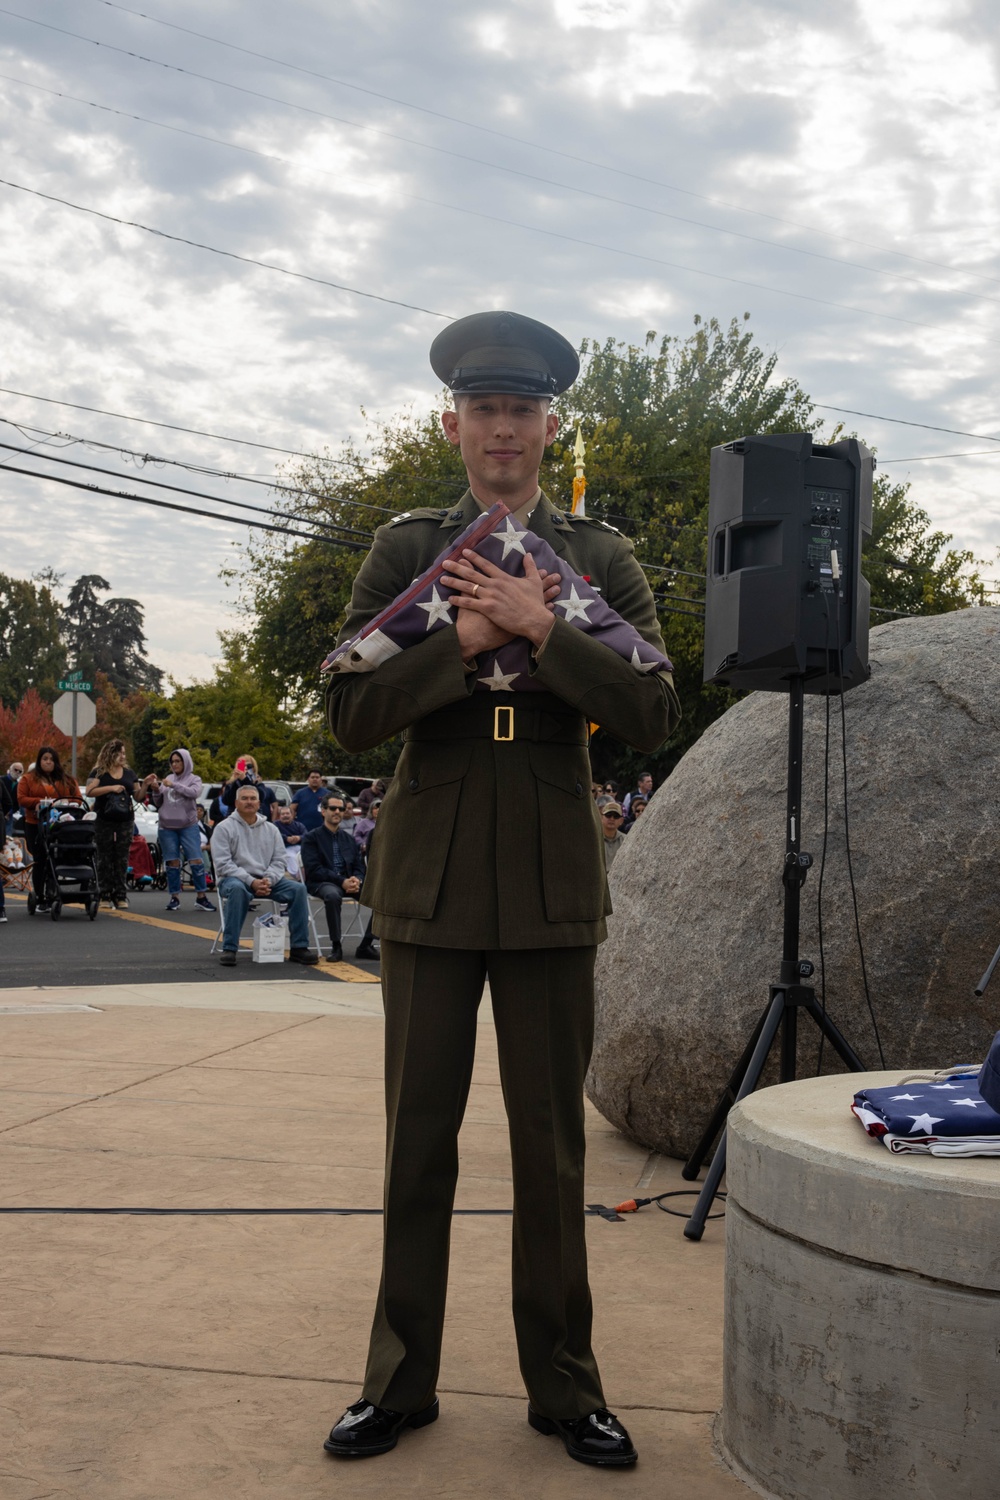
[0,0,997,680]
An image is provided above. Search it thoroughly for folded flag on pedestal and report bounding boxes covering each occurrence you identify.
[852,1072,1000,1155]
[321,501,673,689]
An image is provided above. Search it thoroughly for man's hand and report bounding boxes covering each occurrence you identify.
[342,875,361,895]
[251,877,271,896]
[444,551,557,648]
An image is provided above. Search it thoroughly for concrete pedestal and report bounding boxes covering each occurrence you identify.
[721,1072,1000,1499]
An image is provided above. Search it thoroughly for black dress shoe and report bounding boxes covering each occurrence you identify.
[288,946,319,965]
[323,1397,439,1457]
[528,1406,638,1466]
[219,951,237,967]
[354,943,378,960]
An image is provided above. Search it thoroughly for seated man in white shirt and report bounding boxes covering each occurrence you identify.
[210,785,319,967]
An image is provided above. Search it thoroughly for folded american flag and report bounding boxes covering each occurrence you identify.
[322,501,673,690]
[852,1073,1000,1156]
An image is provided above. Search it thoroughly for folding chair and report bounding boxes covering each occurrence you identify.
[210,890,293,956]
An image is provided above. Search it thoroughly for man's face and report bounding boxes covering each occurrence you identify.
[236,788,260,823]
[440,395,558,496]
[601,807,623,839]
[307,772,323,789]
[11,764,23,778]
[639,775,652,794]
[321,799,345,830]
[278,806,292,824]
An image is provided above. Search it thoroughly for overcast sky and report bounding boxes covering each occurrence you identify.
[2,0,998,685]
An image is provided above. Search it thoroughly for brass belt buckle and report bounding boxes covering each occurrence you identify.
[493,705,514,742]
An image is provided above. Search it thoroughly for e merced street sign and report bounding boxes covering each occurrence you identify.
[58,673,92,692]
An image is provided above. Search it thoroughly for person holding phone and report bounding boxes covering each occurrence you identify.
[220,755,276,822]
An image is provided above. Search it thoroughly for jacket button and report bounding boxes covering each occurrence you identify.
[408,778,419,791]
[575,781,583,796]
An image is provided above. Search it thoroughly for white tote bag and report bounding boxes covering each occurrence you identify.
[252,913,288,963]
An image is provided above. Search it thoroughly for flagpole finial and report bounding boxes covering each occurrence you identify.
[571,425,587,516]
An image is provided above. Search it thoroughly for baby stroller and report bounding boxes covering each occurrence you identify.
[127,832,157,891]
[27,799,100,921]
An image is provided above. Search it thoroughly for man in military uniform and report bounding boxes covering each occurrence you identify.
[323,312,679,1467]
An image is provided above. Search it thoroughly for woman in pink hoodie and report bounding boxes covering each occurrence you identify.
[151,749,216,913]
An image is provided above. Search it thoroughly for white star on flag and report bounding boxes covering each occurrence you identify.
[929,1083,963,1090]
[953,1098,984,1107]
[890,1094,922,1101]
[478,661,520,691]
[555,585,593,623]
[416,586,453,629]
[487,517,527,559]
[908,1113,944,1133]
[630,647,658,674]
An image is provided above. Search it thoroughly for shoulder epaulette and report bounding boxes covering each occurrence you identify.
[387,507,451,526]
[567,513,623,537]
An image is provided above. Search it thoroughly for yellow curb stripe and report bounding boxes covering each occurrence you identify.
[105,907,251,945]
[315,958,381,984]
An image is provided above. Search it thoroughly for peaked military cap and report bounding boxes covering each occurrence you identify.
[430,310,579,397]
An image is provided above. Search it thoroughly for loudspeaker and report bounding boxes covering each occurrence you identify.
[703,432,873,694]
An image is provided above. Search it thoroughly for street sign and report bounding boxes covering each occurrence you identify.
[58,678,92,692]
[52,691,97,737]
[52,691,97,779]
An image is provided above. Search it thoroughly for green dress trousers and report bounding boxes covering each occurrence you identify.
[362,939,606,1420]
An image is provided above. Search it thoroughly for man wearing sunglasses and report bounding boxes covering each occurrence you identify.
[599,802,627,870]
[301,794,364,963]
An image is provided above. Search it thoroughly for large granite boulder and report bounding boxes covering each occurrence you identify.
[588,607,1000,1159]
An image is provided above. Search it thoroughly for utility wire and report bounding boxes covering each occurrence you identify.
[0,438,376,541]
[880,450,1000,463]
[0,177,450,321]
[1,169,976,348]
[85,0,1000,293]
[814,405,1000,444]
[6,386,1000,476]
[4,460,927,619]
[0,417,407,518]
[0,462,367,549]
[0,384,336,459]
[4,69,997,312]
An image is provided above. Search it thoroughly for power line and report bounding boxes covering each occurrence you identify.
[85,0,1000,294]
[0,438,377,541]
[0,177,451,320]
[814,404,1000,443]
[879,450,1000,463]
[0,384,335,459]
[4,458,943,619]
[2,169,977,351]
[1,461,367,549]
[0,415,410,516]
[4,70,997,313]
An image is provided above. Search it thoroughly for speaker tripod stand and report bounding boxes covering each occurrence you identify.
[681,675,867,1241]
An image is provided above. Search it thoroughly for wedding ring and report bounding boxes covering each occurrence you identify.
[472,583,480,598]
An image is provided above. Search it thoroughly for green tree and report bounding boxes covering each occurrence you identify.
[864,473,988,616]
[152,638,310,782]
[62,575,164,696]
[0,573,67,707]
[231,315,988,784]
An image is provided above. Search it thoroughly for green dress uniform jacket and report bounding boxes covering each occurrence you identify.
[326,490,680,950]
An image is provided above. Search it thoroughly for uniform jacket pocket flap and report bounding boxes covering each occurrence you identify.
[528,743,587,798]
[401,743,473,793]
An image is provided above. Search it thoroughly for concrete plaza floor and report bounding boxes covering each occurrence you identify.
[0,980,747,1498]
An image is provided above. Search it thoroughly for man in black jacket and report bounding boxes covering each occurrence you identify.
[301,793,365,962]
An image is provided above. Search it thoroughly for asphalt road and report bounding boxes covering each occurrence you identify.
[0,887,381,988]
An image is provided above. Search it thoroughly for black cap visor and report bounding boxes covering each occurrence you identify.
[449,365,559,396]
